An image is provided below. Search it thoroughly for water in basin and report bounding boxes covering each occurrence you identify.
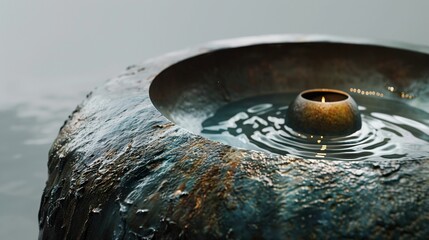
[201,92,429,161]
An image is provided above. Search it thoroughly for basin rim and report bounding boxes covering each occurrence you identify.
[146,33,429,162]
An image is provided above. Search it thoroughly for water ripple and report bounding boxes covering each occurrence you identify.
[202,93,429,161]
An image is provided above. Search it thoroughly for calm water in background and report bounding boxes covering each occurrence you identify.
[2,1,429,239]
[0,77,99,239]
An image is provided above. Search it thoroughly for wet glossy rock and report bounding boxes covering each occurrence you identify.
[39,35,429,239]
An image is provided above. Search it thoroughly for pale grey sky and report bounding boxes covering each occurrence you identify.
[1,1,429,84]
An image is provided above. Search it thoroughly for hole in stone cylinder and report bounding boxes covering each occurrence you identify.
[302,91,348,102]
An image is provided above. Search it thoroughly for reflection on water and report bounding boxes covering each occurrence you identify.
[202,93,429,161]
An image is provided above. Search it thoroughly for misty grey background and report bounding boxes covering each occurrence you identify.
[1,1,429,239]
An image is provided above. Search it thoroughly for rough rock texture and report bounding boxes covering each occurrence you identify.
[39,36,429,239]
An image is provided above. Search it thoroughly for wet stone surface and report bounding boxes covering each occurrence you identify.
[39,37,429,239]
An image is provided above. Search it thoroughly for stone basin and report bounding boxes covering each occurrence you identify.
[39,35,429,239]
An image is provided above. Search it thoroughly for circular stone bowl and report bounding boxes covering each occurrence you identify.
[286,88,362,136]
[39,35,429,239]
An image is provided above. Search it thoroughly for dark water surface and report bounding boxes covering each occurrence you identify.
[202,93,429,161]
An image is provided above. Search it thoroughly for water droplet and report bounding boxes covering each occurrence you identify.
[136,209,149,215]
[92,207,102,213]
[119,203,127,213]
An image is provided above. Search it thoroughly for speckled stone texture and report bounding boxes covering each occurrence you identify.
[286,89,362,136]
[39,35,429,239]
